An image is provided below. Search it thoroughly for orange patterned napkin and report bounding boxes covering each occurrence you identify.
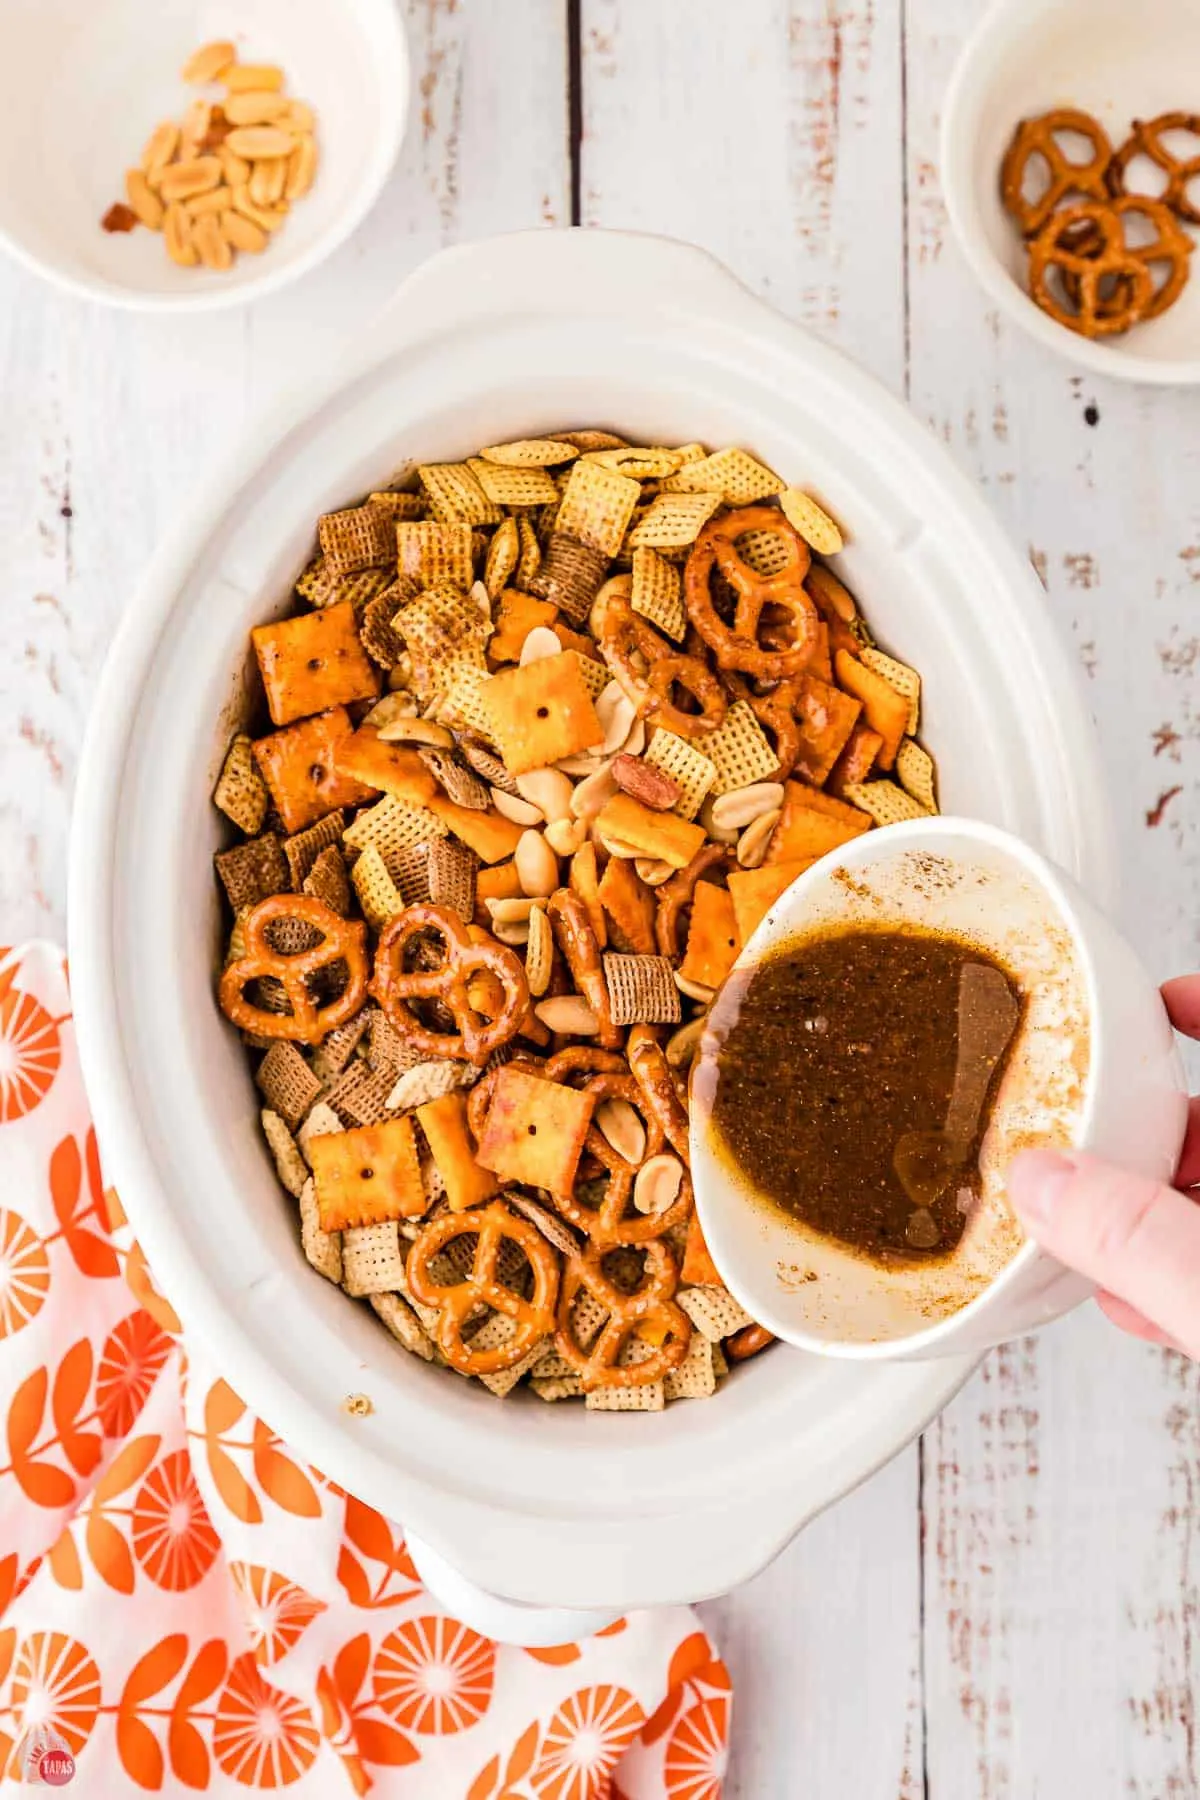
[0,944,731,1796]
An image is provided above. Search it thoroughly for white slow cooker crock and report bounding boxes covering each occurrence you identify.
[69,230,1114,1632]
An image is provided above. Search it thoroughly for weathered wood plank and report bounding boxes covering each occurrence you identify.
[0,0,568,944]
[905,5,1200,1796]
[579,0,906,386]
[697,1455,925,1800]
[581,7,922,1796]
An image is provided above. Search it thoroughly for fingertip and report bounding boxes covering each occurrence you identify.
[1007,1146,1078,1228]
[1162,975,1200,1040]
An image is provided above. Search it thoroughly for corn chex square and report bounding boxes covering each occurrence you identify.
[626,492,723,552]
[367,489,425,519]
[704,701,780,795]
[841,779,930,827]
[860,647,921,733]
[569,1288,609,1350]
[662,446,786,505]
[895,738,938,812]
[343,796,447,865]
[479,437,580,467]
[466,458,560,509]
[298,1178,342,1284]
[396,521,474,590]
[664,1331,719,1400]
[735,527,794,578]
[484,517,520,597]
[630,547,686,641]
[213,733,269,836]
[586,1380,665,1412]
[643,729,716,820]
[330,568,395,617]
[554,459,640,556]
[369,1291,436,1361]
[318,503,396,573]
[780,488,844,555]
[342,1221,409,1296]
[438,659,497,741]
[351,844,407,931]
[585,446,683,481]
[261,1109,309,1197]
[295,555,340,607]
[468,1316,550,1396]
[394,582,488,662]
[531,1375,585,1401]
[515,516,542,587]
[563,649,609,699]
[677,1285,753,1341]
[418,462,503,526]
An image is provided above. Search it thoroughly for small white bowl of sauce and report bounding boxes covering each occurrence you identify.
[690,817,1188,1360]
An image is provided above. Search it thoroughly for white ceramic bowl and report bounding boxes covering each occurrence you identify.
[0,0,408,310]
[693,818,1188,1360]
[942,0,1200,383]
[69,230,1116,1628]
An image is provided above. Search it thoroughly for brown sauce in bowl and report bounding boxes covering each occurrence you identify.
[706,925,1022,1264]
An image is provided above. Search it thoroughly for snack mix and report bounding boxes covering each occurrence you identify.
[212,432,939,1410]
[102,40,318,270]
[1001,109,1198,339]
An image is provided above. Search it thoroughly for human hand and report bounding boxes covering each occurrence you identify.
[1007,974,1200,1359]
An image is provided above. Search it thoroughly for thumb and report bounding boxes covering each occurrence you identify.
[1008,1149,1200,1359]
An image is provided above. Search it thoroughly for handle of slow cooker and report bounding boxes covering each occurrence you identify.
[404,1532,623,1648]
[367,228,767,350]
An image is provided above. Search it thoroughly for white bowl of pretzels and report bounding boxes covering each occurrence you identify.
[69,230,1115,1632]
[943,0,1200,382]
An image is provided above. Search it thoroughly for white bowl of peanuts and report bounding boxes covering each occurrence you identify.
[0,0,407,308]
[70,230,1118,1631]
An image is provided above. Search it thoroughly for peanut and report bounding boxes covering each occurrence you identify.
[535,995,600,1036]
[710,782,785,833]
[633,1153,684,1215]
[515,829,559,899]
[596,1098,647,1165]
[515,768,573,822]
[736,808,782,869]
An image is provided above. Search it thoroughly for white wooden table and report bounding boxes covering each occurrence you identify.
[2,3,1196,1793]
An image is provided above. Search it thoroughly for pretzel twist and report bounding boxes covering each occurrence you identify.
[627,1024,691,1166]
[219,894,369,1044]
[555,1239,691,1390]
[372,902,530,1065]
[723,670,803,780]
[408,1201,559,1375]
[597,593,727,735]
[556,1070,691,1245]
[1000,108,1113,236]
[1028,201,1159,339]
[685,506,817,678]
[655,843,733,962]
[1109,113,1200,226]
[547,889,622,1049]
